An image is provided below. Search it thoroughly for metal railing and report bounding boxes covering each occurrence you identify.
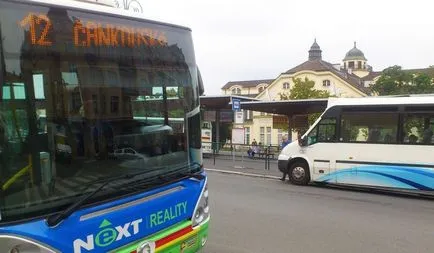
[202,142,282,174]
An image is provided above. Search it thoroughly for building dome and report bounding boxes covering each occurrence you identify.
[310,39,321,50]
[343,42,367,61]
[308,39,322,60]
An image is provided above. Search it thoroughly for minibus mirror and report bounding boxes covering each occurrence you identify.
[298,137,307,147]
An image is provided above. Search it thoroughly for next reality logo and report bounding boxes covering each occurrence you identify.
[73,218,142,253]
[73,201,188,253]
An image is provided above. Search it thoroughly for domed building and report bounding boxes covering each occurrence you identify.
[342,42,372,78]
[217,39,434,146]
[221,39,377,145]
[308,39,322,60]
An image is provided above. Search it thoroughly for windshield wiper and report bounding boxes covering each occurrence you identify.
[119,163,204,193]
[157,163,204,182]
[46,163,203,227]
[46,167,167,227]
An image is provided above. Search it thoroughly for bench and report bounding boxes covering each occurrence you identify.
[257,146,278,159]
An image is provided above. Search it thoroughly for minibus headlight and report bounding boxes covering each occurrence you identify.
[0,235,57,253]
[192,181,209,227]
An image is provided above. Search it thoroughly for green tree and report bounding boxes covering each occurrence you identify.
[409,73,434,94]
[372,65,434,95]
[279,77,331,134]
[166,88,178,98]
[279,77,329,100]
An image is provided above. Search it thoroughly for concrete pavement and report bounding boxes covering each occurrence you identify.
[203,171,434,253]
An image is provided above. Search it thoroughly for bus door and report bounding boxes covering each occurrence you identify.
[303,118,338,182]
[1,63,57,194]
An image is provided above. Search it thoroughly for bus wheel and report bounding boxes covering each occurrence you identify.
[289,161,310,185]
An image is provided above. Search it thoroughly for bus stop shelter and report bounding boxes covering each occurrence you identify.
[200,95,259,145]
[238,99,329,129]
[200,96,329,145]
[238,99,329,116]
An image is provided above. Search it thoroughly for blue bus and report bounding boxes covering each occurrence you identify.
[0,0,209,252]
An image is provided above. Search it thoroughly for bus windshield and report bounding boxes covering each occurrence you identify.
[0,1,201,222]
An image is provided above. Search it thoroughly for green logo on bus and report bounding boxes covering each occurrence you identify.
[95,220,117,247]
[72,201,188,253]
[73,218,143,253]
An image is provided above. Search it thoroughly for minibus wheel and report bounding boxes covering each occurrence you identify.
[289,161,310,185]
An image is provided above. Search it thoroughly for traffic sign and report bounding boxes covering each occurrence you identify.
[232,99,241,111]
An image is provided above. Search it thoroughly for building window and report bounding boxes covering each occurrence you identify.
[244,110,253,120]
[358,61,362,69]
[323,80,331,87]
[348,61,355,69]
[71,91,82,111]
[260,127,265,144]
[231,88,241,94]
[258,87,264,93]
[282,82,290,89]
[266,127,272,145]
[91,67,104,84]
[101,94,106,114]
[123,96,131,115]
[245,127,250,145]
[277,129,288,144]
[92,94,98,114]
[111,96,119,114]
[107,71,118,86]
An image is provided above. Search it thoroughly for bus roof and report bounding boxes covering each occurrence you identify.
[15,0,192,31]
[327,94,434,108]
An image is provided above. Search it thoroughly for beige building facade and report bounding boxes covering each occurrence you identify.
[221,40,380,146]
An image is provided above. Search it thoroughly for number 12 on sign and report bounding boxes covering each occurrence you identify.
[19,13,53,46]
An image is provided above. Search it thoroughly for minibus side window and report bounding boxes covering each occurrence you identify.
[341,112,398,143]
[307,118,337,145]
[402,114,434,145]
[307,127,318,145]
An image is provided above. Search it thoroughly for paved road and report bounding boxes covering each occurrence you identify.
[203,171,434,253]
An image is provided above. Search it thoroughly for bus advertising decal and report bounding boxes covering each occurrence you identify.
[73,201,188,253]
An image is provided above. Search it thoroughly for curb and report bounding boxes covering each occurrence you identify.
[205,168,281,180]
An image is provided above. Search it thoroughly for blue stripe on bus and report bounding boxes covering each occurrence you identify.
[357,170,431,190]
[317,166,434,190]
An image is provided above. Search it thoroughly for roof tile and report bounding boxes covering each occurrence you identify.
[284,59,371,94]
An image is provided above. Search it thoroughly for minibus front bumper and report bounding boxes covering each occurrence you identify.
[277,159,289,173]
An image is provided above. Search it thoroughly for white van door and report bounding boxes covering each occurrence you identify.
[302,118,338,183]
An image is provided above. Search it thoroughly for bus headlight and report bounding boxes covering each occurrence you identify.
[0,235,57,253]
[192,181,209,227]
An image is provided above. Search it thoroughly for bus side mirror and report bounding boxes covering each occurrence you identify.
[298,137,307,147]
[197,67,205,96]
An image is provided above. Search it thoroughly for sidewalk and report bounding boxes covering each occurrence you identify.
[203,157,282,178]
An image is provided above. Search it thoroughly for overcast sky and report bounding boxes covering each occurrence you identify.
[142,0,434,95]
